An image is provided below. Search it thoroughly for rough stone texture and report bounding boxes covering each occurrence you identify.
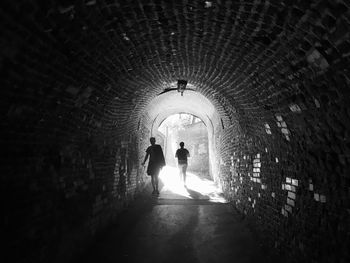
[1,0,350,262]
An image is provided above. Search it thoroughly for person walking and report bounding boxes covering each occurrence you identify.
[175,142,190,186]
[142,137,166,195]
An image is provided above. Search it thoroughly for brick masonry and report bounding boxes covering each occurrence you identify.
[1,0,350,262]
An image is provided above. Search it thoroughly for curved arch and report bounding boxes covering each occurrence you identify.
[145,90,220,132]
[143,89,222,182]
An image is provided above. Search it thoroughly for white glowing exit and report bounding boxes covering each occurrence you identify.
[158,166,226,203]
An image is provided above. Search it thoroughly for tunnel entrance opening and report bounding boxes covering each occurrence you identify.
[156,113,225,202]
[158,113,209,178]
[143,88,224,199]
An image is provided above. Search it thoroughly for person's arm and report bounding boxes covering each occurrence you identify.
[159,146,166,168]
[187,149,190,157]
[142,152,149,166]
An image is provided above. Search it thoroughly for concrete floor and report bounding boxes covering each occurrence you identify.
[78,171,275,263]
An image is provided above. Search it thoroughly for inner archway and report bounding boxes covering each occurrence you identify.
[143,88,224,185]
[158,113,210,179]
[156,113,225,202]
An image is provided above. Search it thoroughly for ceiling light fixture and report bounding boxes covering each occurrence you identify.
[177,80,187,96]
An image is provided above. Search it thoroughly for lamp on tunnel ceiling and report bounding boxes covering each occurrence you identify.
[159,79,193,96]
[177,80,187,96]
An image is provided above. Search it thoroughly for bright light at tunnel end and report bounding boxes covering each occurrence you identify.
[159,166,227,203]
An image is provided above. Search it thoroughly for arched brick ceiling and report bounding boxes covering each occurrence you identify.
[2,0,349,139]
[2,2,350,262]
[145,89,220,134]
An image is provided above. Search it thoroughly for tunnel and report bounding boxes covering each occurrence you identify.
[2,0,349,262]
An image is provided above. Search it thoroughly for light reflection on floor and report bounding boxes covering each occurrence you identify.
[159,166,227,203]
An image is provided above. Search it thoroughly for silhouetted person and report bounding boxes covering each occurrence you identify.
[142,137,166,195]
[175,142,190,186]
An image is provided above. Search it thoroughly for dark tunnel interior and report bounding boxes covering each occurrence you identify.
[1,0,350,262]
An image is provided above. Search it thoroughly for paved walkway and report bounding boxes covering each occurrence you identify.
[78,169,275,263]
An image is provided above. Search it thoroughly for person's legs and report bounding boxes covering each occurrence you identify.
[178,164,183,182]
[151,168,160,195]
[154,173,159,194]
[151,175,156,193]
[182,164,188,185]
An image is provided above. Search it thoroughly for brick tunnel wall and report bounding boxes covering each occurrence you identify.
[1,2,150,261]
[218,106,350,262]
[2,1,350,263]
